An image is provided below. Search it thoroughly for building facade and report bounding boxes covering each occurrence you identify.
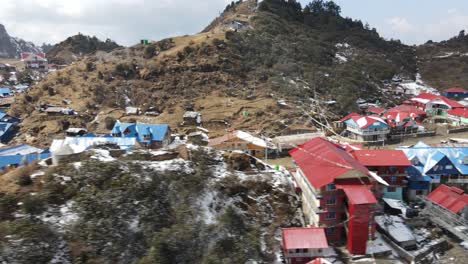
[289,137,381,254]
[343,115,390,142]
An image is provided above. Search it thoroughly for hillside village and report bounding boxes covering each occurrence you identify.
[1,0,468,263]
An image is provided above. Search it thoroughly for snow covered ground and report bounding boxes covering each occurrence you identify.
[397,73,439,96]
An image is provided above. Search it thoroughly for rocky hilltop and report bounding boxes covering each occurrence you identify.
[0,24,42,58]
[46,34,121,65]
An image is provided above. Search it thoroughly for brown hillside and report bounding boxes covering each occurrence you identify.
[10,0,420,147]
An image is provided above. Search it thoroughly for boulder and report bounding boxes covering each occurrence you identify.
[224,151,251,171]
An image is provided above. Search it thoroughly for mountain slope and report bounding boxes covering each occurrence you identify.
[417,30,468,89]
[0,146,299,263]
[46,34,121,64]
[0,24,42,58]
[11,0,419,146]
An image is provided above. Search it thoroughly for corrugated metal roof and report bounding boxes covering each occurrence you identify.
[448,108,468,118]
[338,112,361,122]
[282,227,328,250]
[0,153,51,169]
[386,105,427,116]
[444,87,467,93]
[111,122,169,143]
[367,106,385,114]
[398,142,468,175]
[0,88,12,94]
[336,184,377,205]
[0,144,45,156]
[427,184,468,214]
[289,137,370,189]
[208,130,268,148]
[351,149,411,167]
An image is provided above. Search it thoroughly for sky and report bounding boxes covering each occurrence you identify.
[1,0,468,46]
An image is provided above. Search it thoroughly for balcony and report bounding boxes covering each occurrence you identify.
[285,252,324,258]
[346,126,390,136]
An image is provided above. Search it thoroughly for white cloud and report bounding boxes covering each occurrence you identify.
[422,10,468,41]
[386,17,415,34]
[0,0,232,46]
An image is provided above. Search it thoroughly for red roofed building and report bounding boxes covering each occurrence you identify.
[21,52,48,70]
[409,93,439,109]
[386,105,427,121]
[447,108,468,125]
[338,112,361,123]
[281,227,332,264]
[289,137,381,254]
[366,106,385,115]
[443,87,468,99]
[425,96,465,116]
[351,150,411,200]
[426,184,468,214]
[335,184,378,254]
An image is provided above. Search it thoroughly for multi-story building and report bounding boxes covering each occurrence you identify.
[342,115,390,142]
[351,149,411,201]
[21,52,48,70]
[289,137,384,254]
[398,142,468,192]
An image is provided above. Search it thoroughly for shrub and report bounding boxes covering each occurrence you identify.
[22,195,46,215]
[85,61,95,72]
[17,174,32,186]
[144,45,156,59]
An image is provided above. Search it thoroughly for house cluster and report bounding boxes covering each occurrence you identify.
[338,88,468,143]
[280,136,468,263]
[0,120,173,170]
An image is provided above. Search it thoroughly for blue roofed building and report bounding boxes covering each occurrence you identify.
[398,142,468,191]
[0,122,15,143]
[0,144,47,156]
[0,87,13,97]
[0,153,51,171]
[0,144,50,170]
[405,166,432,201]
[110,121,172,149]
[0,110,20,123]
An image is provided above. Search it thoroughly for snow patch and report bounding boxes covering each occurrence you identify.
[397,73,438,96]
[40,201,79,232]
[90,149,116,162]
[198,191,218,225]
[335,53,348,63]
[141,158,194,174]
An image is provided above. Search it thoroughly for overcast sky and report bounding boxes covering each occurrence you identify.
[1,0,468,46]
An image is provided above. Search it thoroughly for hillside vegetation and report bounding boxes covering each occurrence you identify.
[0,147,299,263]
[12,0,421,146]
[417,30,468,89]
[46,34,121,64]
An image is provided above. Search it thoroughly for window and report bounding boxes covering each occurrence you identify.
[326,183,336,191]
[325,228,335,235]
[326,197,336,205]
[446,165,453,170]
[387,187,396,192]
[390,176,397,184]
[416,190,425,195]
[325,212,336,219]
